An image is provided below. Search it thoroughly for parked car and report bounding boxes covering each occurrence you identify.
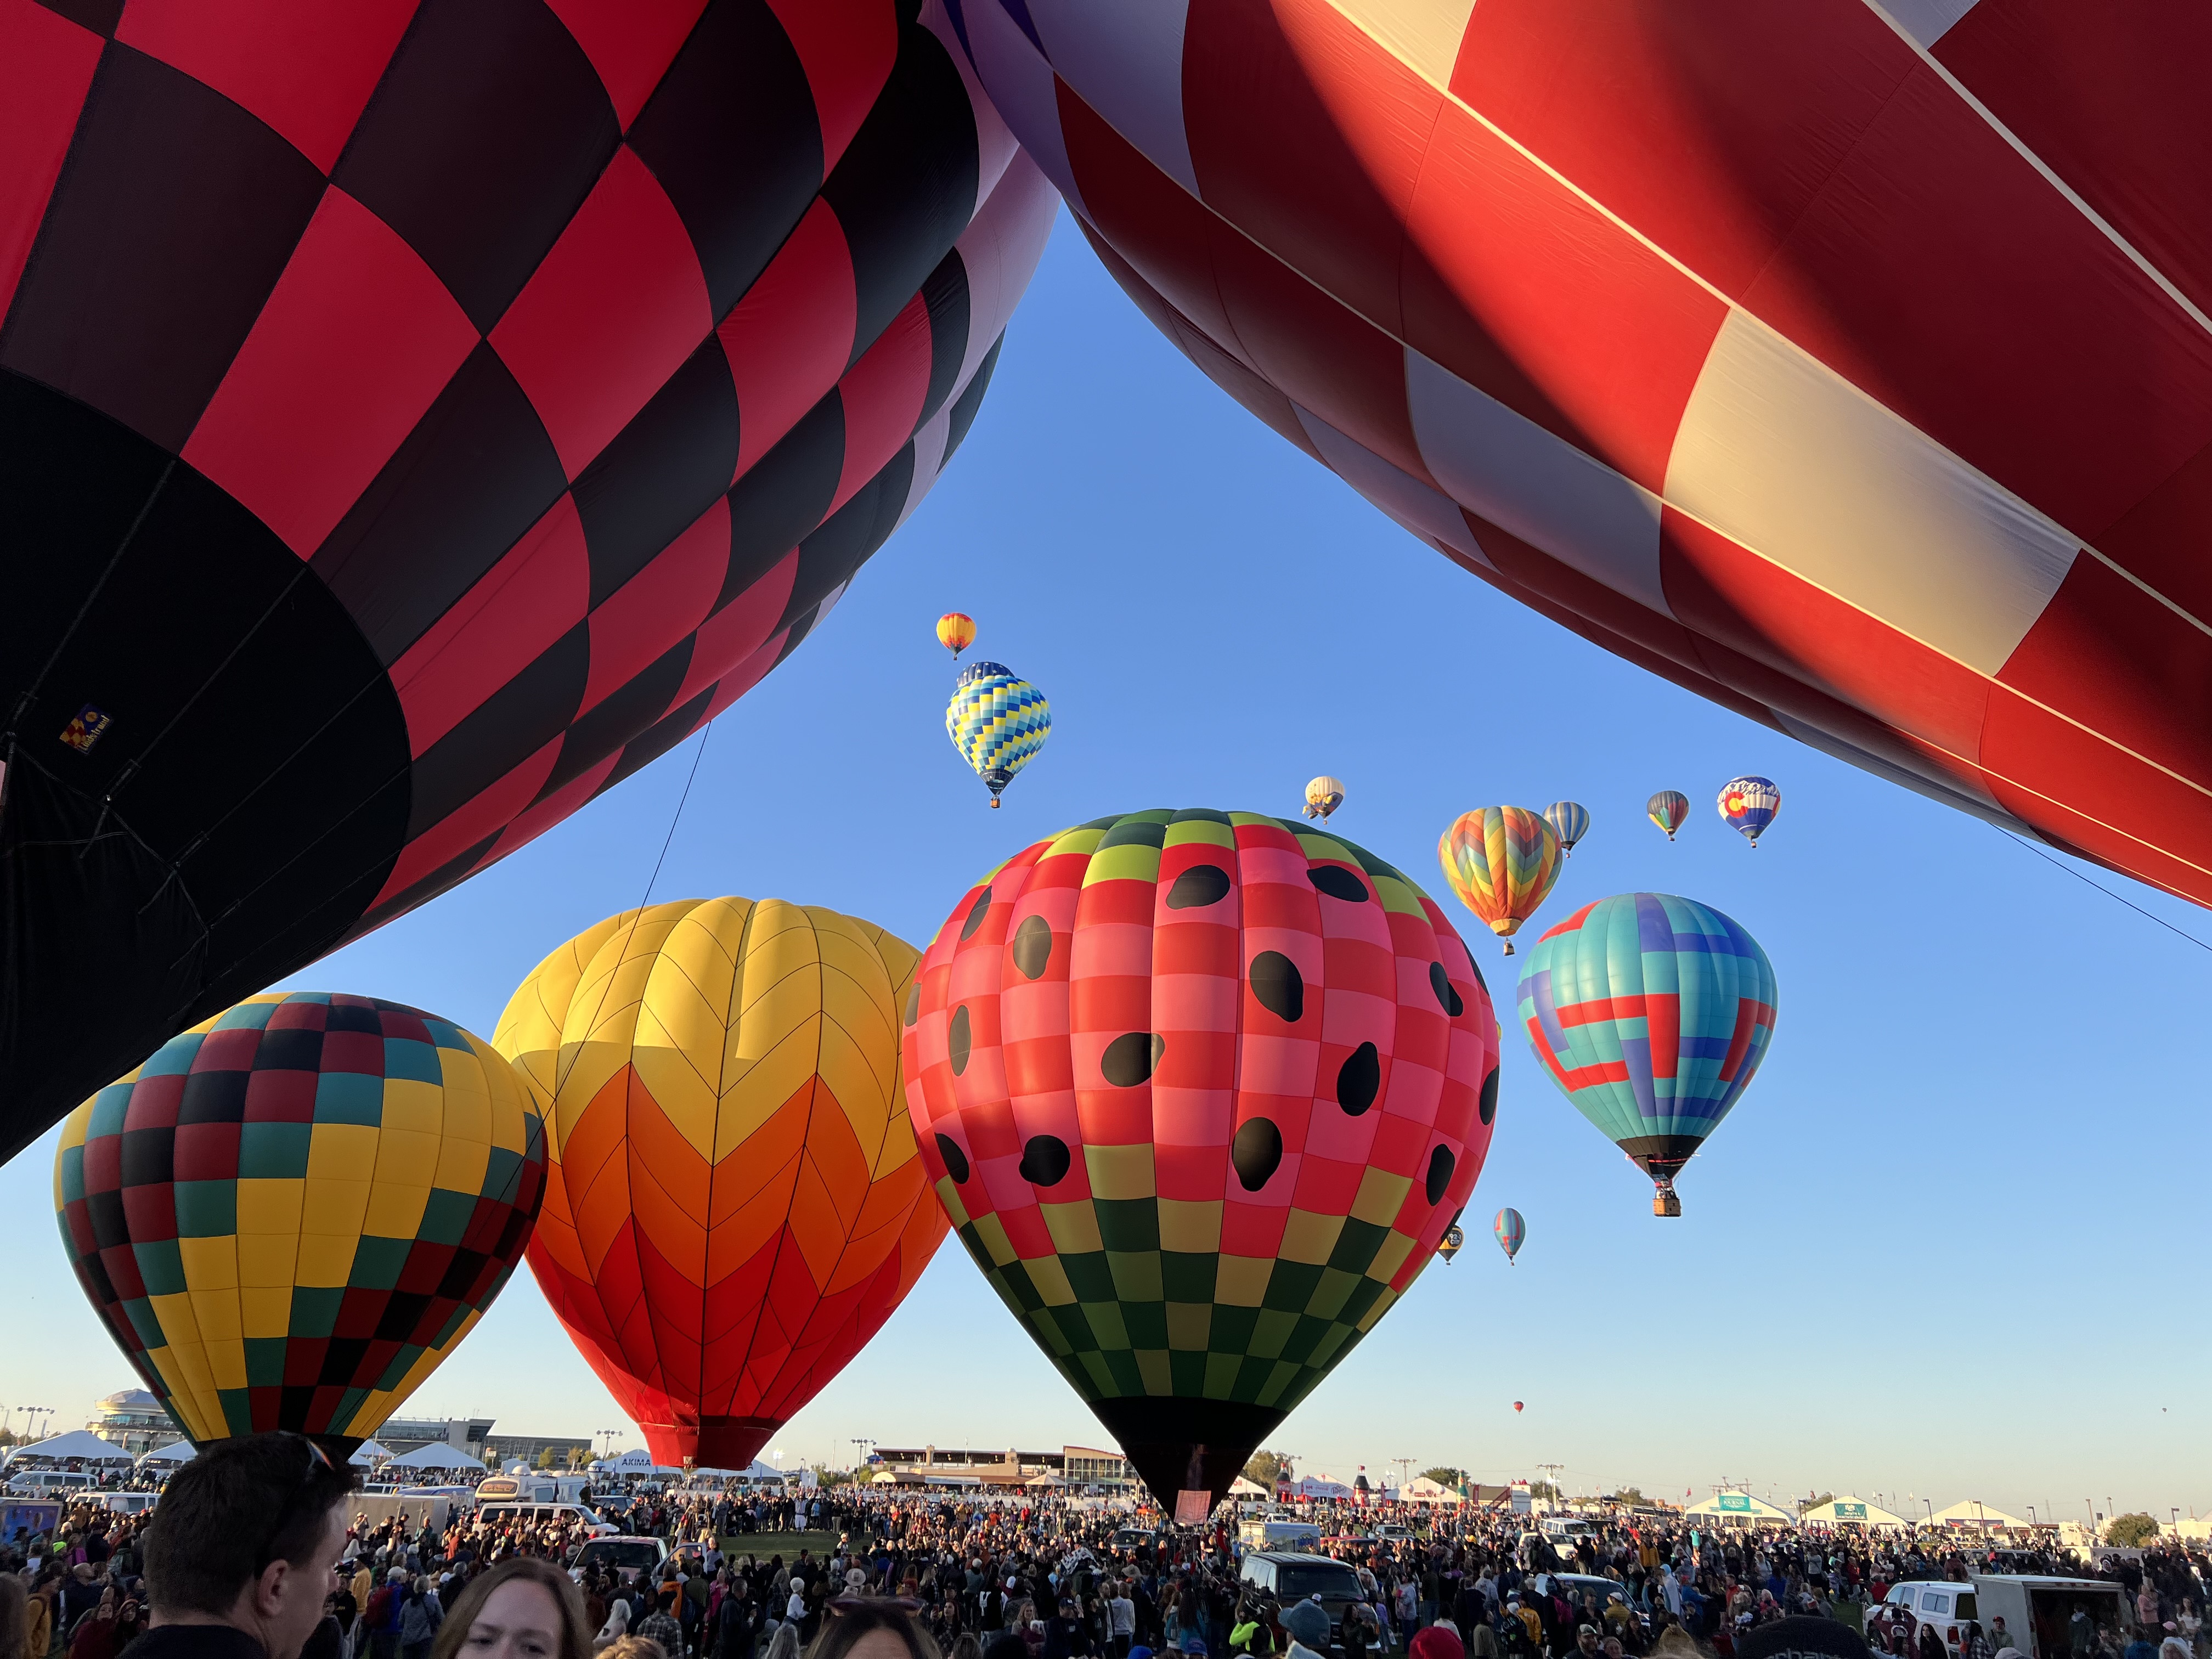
[1874,1582,1983,1654]
[1240,1553,1367,1657]
[569,1535,669,1585]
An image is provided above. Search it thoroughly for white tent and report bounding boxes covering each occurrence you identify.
[1800,1497,1908,1530]
[8,1430,134,1465]
[349,1440,392,1466]
[1290,1475,1352,1500]
[1685,1492,1796,1525]
[1401,1477,1467,1505]
[1229,1476,1268,1497]
[1026,1472,1064,1488]
[137,1442,197,1469]
[1930,1499,2030,1532]
[386,1442,482,1472]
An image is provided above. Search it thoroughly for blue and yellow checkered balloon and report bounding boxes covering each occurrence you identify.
[945,660,1050,806]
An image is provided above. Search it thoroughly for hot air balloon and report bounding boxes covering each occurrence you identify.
[1494,1207,1525,1265]
[0,2,1057,1167]
[1437,807,1562,954]
[942,6,2212,911]
[1513,1402,1524,1414]
[1648,793,1691,842]
[1437,1226,1465,1265]
[493,898,945,1470]
[937,613,978,657]
[53,992,545,1447]
[1304,777,1345,821]
[1517,894,1778,1216]
[1545,803,1590,857]
[946,661,1050,806]
[902,808,1500,1519]
[1718,777,1782,847]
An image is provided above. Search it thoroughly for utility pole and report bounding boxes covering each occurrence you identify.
[853,1438,876,1473]
[1537,1463,1566,1507]
[1393,1458,1415,1493]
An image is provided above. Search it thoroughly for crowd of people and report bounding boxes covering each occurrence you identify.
[5,1452,2210,1659]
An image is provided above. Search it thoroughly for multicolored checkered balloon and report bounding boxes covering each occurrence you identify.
[903,808,1500,1517]
[1516,893,1777,1215]
[54,993,545,1447]
[946,661,1051,806]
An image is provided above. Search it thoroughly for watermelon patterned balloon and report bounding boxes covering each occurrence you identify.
[54,993,545,1447]
[1717,776,1782,845]
[902,808,1500,1518]
[1516,894,1777,1216]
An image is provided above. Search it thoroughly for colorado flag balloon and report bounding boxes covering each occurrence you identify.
[1516,894,1776,1216]
[903,809,1499,1517]
[1718,777,1782,845]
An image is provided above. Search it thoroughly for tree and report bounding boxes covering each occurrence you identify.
[535,1448,557,1469]
[1527,1482,1559,1500]
[1245,1451,1294,1489]
[1798,1493,1836,1515]
[1421,1468,1468,1490]
[1610,1488,1650,1508]
[2106,1514,2160,1547]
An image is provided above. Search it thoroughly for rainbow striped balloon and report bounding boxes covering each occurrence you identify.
[945,661,1050,806]
[1516,893,1778,1215]
[1437,806,1562,955]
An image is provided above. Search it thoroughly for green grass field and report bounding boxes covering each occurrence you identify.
[715,1531,845,1559]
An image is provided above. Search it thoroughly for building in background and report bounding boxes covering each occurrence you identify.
[87,1389,185,1455]
[867,1444,1133,1491]
[482,1433,596,1468]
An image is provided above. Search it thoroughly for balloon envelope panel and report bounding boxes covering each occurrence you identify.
[494,897,945,1470]
[946,0,2212,907]
[53,992,545,1447]
[1515,894,1776,1178]
[0,0,1054,1164]
[902,808,1500,1512]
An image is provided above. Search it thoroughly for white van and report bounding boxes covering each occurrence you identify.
[99,1492,158,1517]
[1966,1577,2126,1658]
[1541,1517,1595,1541]
[1874,1583,1983,1654]
[476,1500,616,1536]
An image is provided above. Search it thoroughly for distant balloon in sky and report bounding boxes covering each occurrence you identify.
[1437,1224,1465,1265]
[945,661,1050,806]
[1718,776,1782,845]
[1304,776,1345,821]
[936,612,977,657]
[1647,792,1691,842]
[1513,1402,1524,1414]
[1438,806,1562,953]
[938,0,2212,911]
[1517,894,1778,1216]
[1494,1206,1525,1264]
[1545,803,1590,856]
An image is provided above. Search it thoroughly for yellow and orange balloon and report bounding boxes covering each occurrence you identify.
[494,899,944,1469]
[935,612,976,657]
[1437,806,1564,955]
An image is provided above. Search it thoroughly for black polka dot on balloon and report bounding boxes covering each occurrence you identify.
[1166,864,1231,910]
[948,1006,972,1076]
[1249,950,1304,1023]
[1336,1042,1380,1116]
[1231,1118,1283,1192]
[1012,915,1053,980]
[1102,1031,1158,1087]
[1019,1134,1071,1187]
[1307,865,1367,902]
[960,885,993,940]
[1425,1144,1456,1206]
[1479,1066,1499,1126]
[1427,961,1464,1018]
[935,1134,970,1183]
[1461,939,1488,995]
[904,983,920,1028]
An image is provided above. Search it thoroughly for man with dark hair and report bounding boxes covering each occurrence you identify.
[137,1434,357,1659]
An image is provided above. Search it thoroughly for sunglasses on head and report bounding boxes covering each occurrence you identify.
[252,1436,338,1573]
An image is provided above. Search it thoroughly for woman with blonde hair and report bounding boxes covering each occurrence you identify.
[427,1559,592,1659]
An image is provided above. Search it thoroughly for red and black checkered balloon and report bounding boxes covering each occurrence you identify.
[0,0,1055,1161]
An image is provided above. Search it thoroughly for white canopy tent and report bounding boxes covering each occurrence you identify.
[1228,1476,1268,1497]
[349,1440,393,1466]
[7,1430,134,1465]
[1684,1492,1796,1525]
[1929,1499,2030,1532]
[1401,1477,1468,1505]
[1289,1475,1352,1500]
[1801,1497,1909,1530]
[137,1442,197,1469]
[385,1442,482,1472]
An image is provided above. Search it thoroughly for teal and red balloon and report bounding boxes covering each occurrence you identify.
[1494,1206,1525,1264]
[1516,894,1777,1216]
[1717,777,1781,846]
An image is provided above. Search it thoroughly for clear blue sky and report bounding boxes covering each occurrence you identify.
[7,216,2205,1528]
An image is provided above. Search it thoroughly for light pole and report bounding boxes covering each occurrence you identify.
[597,1428,623,1460]
[853,1438,876,1474]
